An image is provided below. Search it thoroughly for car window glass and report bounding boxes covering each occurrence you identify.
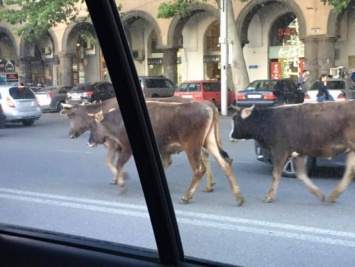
[178,83,188,92]
[9,87,35,99]
[327,81,345,90]
[187,83,199,91]
[203,82,220,92]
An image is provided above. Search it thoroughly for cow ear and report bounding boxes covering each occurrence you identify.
[94,110,104,122]
[241,106,254,119]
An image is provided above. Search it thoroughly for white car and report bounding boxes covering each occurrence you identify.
[0,85,42,126]
[304,78,355,102]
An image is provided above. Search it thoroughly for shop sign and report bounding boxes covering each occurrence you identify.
[148,58,162,65]
[278,27,298,36]
[0,60,15,72]
[270,62,281,79]
[204,55,220,63]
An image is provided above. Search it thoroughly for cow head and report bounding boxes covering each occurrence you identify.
[87,109,120,147]
[229,105,255,142]
[60,103,96,138]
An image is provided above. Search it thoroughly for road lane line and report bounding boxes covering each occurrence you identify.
[1,192,355,248]
[1,188,354,239]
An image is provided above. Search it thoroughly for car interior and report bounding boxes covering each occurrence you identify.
[0,0,236,266]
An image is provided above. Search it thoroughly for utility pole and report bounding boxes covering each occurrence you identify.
[219,0,228,116]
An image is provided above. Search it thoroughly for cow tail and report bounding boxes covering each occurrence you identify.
[213,106,232,164]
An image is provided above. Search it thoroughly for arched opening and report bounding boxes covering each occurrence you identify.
[203,20,220,80]
[269,14,302,80]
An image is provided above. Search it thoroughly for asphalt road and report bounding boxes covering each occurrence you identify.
[0,112,354,267]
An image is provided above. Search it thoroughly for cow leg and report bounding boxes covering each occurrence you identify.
[181,150,207,204]
[294,157,325,202]
[264,154,288,203]
[201,149,216,193]
[114,149,132,189]
[204,139,244,206]
[328,151,355,203]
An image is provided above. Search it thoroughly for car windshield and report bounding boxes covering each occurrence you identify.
[245,80,278,91]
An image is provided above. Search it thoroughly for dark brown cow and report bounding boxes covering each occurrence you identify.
[230,101,355,203]
[88,100,244,205]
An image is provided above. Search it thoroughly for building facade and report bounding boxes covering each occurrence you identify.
[0,0,354,89]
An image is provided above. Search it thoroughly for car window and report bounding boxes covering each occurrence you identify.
[9,87,35,99]
[327,81,346,90]
[203,82,220,92]
[177,83,188,92]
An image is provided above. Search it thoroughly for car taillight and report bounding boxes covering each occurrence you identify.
[83,91,94,97]
[47,92,53,98]
[337,92,346,100]
[6,97,15,108]
[304,93,311,100]
[263,93,276,100]
[236,93,246,100]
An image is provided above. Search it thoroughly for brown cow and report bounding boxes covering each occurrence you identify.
[230,101,355,203]
[61,97,228,199]
[88,101,244,205]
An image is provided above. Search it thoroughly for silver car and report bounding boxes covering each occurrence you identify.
[0,85,42,126]
[304,78,355,102]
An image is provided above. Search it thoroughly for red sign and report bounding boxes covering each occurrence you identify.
[270,62,281,79]
[277,28,298,36]
[299,58,305,74]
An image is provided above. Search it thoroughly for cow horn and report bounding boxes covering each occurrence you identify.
[61,103,73,109]
[230,105,241,111]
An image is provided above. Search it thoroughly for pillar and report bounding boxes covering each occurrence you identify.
[302,37,318,88]
[59,53,74,86]
[317,36,337,75]
[162,48,178,84]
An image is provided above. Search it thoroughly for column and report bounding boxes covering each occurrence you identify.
[58,53,74,86]
[317,36,337,75]
[162,48,178,84]
[301,37,318,88]
[19,58,31,85]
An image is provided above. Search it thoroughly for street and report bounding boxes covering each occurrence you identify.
[1,112,355,267]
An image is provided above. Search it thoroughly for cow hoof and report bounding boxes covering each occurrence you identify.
[263,196,273,203]
[327,194,337,203]
[236,196,244,206]
[181,196,190,204]
[203,187,214,193]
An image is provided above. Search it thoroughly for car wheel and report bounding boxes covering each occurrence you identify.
[22,119,35,126]
[56,102,64,112]
[282,156,315,178]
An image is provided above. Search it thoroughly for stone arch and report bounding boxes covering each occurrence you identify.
[62,20,97,55]
[19,29,56,59]
[167,2,219,48]
[0,27,17,59]
[237,0,306,46]
[121,10,162,47]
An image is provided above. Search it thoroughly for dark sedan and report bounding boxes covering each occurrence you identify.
[254,141,345,178]
[35,85,73,112]
[236,79,304,107]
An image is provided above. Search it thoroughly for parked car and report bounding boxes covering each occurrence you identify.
[236,79,304,107]
[35,85,73,112]
[0,103,6,128]
[174,80,235,107]
[254,141,345,178]
[304,78,355,102]
[0,85,42,126]
[139,76,176,97]
[66,81,115,104]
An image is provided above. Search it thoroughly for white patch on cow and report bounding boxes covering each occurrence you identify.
[291,152,299,157]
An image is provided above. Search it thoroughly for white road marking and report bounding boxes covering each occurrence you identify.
[1,187,355,247]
